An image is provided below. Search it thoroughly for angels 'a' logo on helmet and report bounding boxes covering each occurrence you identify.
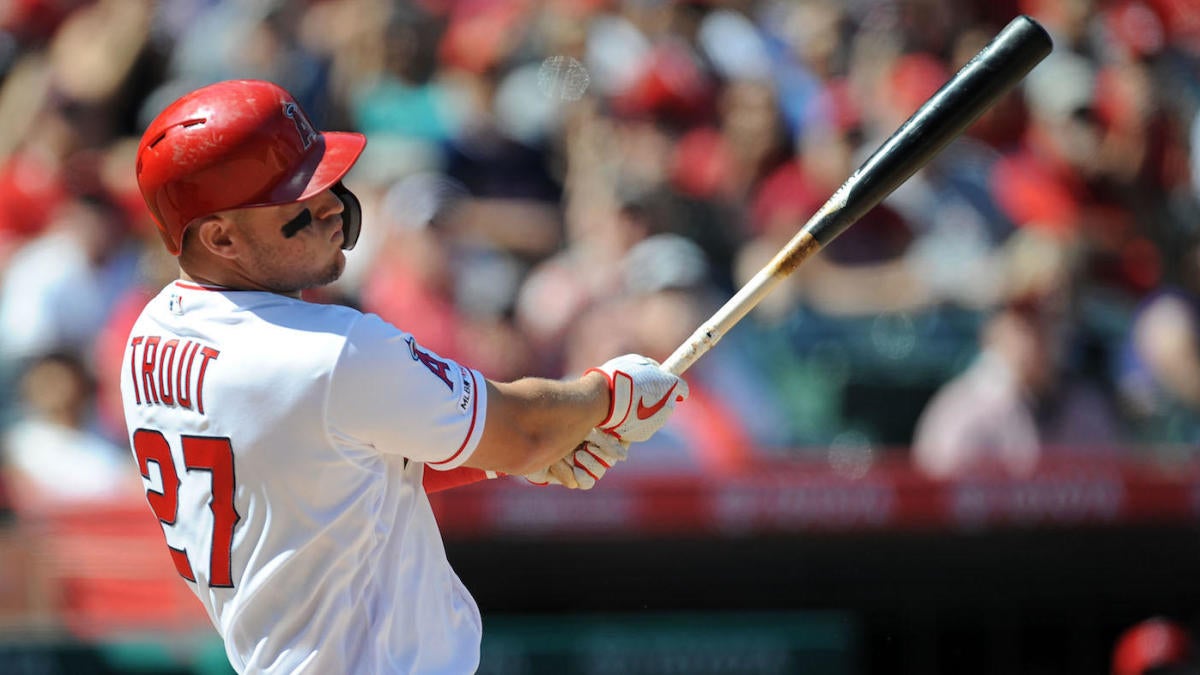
[282,102,317,149]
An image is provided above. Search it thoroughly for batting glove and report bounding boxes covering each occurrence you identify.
[586,354,689,443]
[524,430,628,490]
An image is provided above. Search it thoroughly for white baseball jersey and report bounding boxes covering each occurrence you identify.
[120,280,487,674]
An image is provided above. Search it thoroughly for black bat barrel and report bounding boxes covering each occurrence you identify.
[807,15,1053,246]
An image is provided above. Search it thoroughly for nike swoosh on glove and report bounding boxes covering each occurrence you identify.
[586,354,688,443]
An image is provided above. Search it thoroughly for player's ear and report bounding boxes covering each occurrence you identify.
[191,216,239,260]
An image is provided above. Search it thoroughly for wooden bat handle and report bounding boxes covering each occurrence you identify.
[661,231,821,377]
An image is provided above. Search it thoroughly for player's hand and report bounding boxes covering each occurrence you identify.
[572,429,627,489]
[524,430,628,490]
[586,354,688,443]
[524,457,579,489]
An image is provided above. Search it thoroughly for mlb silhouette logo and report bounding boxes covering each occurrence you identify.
[168,293,184,315]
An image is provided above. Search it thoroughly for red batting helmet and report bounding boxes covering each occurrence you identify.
[136,79,366,255]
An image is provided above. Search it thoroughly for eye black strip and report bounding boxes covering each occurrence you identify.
[280,209,313,238]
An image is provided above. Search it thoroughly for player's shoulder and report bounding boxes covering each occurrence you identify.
[136,282,370,354]
[254,294,364,328]
[156,281,363,322]
[337,311,416,361]
[336,312,460,379]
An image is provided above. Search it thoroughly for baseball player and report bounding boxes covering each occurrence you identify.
[121,79,687,674]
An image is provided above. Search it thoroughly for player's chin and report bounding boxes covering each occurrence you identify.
[294,252,345,291]
[320,252,346,286]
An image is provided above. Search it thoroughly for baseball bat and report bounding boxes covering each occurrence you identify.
[661,14,1053,376]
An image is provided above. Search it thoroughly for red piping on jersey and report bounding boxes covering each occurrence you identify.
[429,368,480,467]
[174,281,231,292]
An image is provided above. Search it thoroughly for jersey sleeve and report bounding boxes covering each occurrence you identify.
[422,466,501,493]
[327,313,487,470]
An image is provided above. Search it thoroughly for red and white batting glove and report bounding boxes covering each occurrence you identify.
[523,458,579,489]
[572,429,627,489]
[524,430,628,490]
[586,354,689,443]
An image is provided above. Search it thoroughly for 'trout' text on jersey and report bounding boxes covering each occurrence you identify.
[126,335,220,413]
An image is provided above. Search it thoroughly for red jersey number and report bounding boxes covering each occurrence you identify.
[132,429,240,588]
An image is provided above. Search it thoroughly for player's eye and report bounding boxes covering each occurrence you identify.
[280,209,313,238]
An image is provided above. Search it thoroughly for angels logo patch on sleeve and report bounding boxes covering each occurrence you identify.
[405,337,454,391]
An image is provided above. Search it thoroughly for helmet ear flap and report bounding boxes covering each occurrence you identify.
[332,182,361,250]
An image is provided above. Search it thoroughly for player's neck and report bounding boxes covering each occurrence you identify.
[178,269,232,291]
[177,269,302,298]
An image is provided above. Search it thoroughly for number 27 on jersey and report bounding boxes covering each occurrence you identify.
[132,429,241,588]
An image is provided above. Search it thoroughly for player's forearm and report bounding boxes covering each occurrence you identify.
[467,372,610,475]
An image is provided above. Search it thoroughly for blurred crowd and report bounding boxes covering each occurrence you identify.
[1,0,1200,511]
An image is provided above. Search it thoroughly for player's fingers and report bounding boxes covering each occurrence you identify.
[523,467,553,486]
[572,467,596,490]
[586,428,629,462]
[572,449,608,490]
[547,459,579,489]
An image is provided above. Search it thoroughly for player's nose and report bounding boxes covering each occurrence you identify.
[310,188,345,221]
